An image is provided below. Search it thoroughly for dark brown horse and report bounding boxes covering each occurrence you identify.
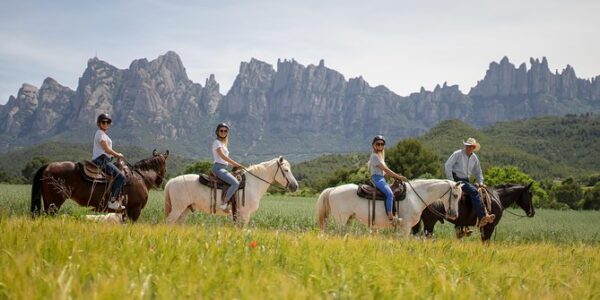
[30,150,169,221]
[411,183,535,241]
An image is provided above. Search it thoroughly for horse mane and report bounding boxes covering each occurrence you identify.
[245,158,279,174]
[494,183,524,189]
[133,155,166,173]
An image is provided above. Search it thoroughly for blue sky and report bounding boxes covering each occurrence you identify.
[1,0,599,104]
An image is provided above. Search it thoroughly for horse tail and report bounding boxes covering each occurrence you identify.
[316,187,333,230]
[30,164,48,216]
[164,180,172,217]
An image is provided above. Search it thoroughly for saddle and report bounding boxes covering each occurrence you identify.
[198,171,246,216]
[77,161,112,183]
[198,171,246,190]
[357,180,406,201]
[459,187,497,214]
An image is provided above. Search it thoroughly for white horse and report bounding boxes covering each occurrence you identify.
[164,157,298,225]
[316,179,462,236]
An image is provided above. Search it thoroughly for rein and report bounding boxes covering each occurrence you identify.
[406,180,454,220]
[123,158,165,189]
[497,187,531,218]
[240,161,290,191]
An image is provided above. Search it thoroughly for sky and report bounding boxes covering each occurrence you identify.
[1,0,599,104]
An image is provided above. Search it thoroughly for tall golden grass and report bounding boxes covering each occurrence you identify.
[1,184,600,298]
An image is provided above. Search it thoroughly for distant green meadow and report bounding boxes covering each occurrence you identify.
[1,184,600,299]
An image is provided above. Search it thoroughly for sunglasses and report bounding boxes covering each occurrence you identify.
[219,129,228,133]
[374,142,385,146]
[100,120,112,125]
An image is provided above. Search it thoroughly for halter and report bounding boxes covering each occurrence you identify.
[406,180,457,220]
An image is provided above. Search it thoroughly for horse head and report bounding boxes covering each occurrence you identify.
[444,181,462,220]
[273,157,299,192]
[518,182,535,217]
[134,150,169,188]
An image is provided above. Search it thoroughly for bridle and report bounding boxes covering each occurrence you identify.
[241,160,291,190]
[406,180,458,220]
[503,186,533,218]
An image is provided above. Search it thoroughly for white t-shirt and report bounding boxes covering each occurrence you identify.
[212,140,229,165]
[92,129,112,160]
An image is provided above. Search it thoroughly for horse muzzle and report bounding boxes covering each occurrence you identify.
[446,210,459,221]
[288,181,298,192]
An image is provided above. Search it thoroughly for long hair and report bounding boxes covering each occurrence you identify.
[217,134,229,147]
[367,146,385,173]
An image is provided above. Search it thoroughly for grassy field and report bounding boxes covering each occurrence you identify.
[1,184,600,299]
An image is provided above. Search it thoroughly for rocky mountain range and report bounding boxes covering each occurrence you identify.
[1,51,599,161]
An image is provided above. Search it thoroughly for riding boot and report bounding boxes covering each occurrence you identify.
[219,200,229,211]
[477,214,496,228]
[108,196,125,211]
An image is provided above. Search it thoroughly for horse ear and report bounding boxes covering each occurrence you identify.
[152,149,158,156]
[164,150,169,158]
[279,156,284,163]
[527,182,533,189]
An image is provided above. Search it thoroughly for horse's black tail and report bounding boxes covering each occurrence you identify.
[30,164,48,216]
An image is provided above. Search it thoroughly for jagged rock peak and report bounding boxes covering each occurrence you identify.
[42,77,60,86]
[20,83,38,92]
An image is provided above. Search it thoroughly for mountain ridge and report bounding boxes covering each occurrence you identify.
[1,52,599,161]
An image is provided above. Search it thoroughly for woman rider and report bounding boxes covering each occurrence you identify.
[369,135,407,222]
[92,113,125,211]
[212,123,243,210]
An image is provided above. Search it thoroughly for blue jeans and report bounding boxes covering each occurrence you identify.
[93,154,125,200]
[372,175,393,215]
[212,163,240,203]
[455,178,486,218]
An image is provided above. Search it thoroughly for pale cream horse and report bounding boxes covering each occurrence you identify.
[164,157,298,225]
[316,179,462,236]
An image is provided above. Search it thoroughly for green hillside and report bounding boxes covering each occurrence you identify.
[295,114,600,187]
[0,142,194,179]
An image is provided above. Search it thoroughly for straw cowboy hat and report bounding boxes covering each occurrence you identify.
[463,137,481,152]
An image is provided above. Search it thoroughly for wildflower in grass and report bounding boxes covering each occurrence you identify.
[249,241,257,248]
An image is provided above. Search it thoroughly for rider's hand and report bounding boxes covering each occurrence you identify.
[397,175,407,182]
[115,152,124,159]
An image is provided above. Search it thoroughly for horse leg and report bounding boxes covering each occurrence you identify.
[126,206,142,222]
[423,219,437,238]
[41,181,67,216]
[480,223,497,242]
[176,206,192,224]
[166,205,187,224]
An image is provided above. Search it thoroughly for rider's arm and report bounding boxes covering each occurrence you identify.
[100,140,123,159]
[444,151,458,181]
[376,163,406,181]
[473,156,484,185]
[216,147,241,168]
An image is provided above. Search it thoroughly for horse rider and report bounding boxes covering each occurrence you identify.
[212,123,244,211]
[92,113,125,211]
[445,137,495,227]
[369,135,407,222]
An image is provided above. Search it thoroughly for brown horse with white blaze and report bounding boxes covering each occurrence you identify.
[30,150,169,221]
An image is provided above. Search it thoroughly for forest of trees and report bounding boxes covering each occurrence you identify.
[2,114,599,210]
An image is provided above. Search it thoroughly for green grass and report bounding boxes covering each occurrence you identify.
[1,184,600,299]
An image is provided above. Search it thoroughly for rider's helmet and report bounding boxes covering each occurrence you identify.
[97,113,112,124]
[215,122,230,135]
[372,135,386,146]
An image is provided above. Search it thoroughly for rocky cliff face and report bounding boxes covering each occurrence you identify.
[468,56,600,124]
[1,52,599,160]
